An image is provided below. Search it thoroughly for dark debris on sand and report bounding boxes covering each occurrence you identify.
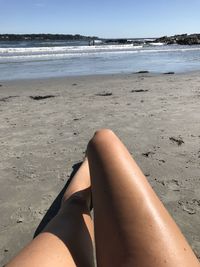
[163,72,175,75]
[30,95,56,100]
[136,71,149,74]
[131,89,149,93]
[142,151,155,157]
[169,136,184,146]
[95,92,113,96]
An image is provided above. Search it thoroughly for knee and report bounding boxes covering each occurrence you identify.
[94,128,115,139]
[87,129,115,150]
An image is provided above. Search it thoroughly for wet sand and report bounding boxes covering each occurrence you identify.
[0,72,200,264]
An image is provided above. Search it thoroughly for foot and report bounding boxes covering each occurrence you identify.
[61,158,92,210]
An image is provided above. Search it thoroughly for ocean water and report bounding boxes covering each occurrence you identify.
[1,40,200,80]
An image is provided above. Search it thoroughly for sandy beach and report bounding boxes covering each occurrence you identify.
[0,72,200,265]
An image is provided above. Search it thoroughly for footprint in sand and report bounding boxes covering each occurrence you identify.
[166,179,180,191]
[178,199,200,215]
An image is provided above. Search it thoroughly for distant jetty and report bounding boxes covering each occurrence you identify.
[0,34,98,41]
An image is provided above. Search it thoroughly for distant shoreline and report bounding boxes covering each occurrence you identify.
[1,33,200,45]
[0,33,98,42]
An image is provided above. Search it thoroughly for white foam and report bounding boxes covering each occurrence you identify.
[0,44,200,63]
[0,50,141,61]
[149,42,164,46]
[0,44,141,55]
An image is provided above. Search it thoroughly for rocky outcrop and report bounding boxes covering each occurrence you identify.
[154,34,200,45]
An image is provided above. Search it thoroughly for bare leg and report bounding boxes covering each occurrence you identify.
[87,129,199,267]
[6,159,95,267]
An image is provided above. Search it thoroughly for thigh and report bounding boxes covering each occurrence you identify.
[87,129,199,267]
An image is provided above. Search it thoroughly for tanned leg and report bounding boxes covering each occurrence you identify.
[87,129,199,267]
[6,159,95,267]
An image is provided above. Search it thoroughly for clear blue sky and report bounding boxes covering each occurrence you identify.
[0,0,200,38]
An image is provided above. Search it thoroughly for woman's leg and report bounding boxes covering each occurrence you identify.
[87,129,199,267]
[6,159,95,267]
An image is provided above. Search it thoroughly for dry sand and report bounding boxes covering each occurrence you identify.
[0,72,200,265]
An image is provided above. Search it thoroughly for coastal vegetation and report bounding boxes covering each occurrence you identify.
[0,34,97,41]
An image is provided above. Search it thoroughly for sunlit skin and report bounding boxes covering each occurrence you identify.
[6,129,199,267]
